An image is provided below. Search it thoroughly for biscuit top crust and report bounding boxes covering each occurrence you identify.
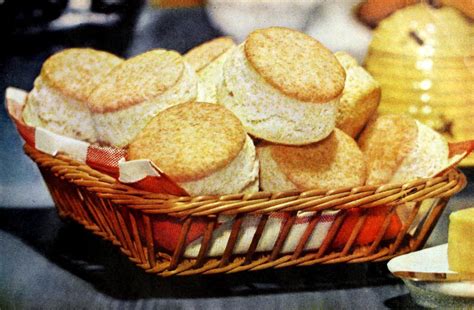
[88,49,185,113]
[184,37,235,72]
[244,27,346,103]
[40,48,122,104]
[269,129,366,190]
[128,102,246,182]
[358,114,418,185]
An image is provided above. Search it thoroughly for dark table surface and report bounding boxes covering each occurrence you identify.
[1,5,473,310]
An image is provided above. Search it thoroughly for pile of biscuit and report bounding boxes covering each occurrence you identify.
[22,27,450,196]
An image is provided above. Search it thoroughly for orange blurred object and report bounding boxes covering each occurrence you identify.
[332,206,402,248]
[441,0,474,18]
[149,0,204,8]
[358,0,418,27]
[358,0,473,27]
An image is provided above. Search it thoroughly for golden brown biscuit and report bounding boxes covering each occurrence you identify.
[257,129,366,191]
[41,48,123,103]
[22,48,122,142]
[88,49,198,147]
[89,50,186,113]
[128,102,259,195]
[217,27,345,145]
[358,114,449,185]
[334,51,381,138]
[184,36,235,73]
[245,27,346,103]
[185,37,236,103]
[359,114,417,185]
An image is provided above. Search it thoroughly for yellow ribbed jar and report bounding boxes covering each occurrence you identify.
[365,3,474,166]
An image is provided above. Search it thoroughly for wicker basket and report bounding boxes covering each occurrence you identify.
[24,143,467,277]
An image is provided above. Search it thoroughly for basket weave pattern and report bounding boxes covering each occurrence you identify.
[24,144,467,276]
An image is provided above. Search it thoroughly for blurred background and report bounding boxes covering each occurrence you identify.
[0,0,472,308]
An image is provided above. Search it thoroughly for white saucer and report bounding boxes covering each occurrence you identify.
[388,244,474,307]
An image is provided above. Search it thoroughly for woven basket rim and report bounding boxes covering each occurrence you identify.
[24,143,468,217]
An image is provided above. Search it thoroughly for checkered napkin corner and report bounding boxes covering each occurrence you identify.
[440,140,474,175]
[5,88,35,147]
[5,87,187,196]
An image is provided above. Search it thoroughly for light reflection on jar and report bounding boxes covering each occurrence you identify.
[419,79,432,90]
[421,105,432,115]
[417,45,434,57]
[420,93,431,103]
[426,23,436,34]
[416,59,433,71]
